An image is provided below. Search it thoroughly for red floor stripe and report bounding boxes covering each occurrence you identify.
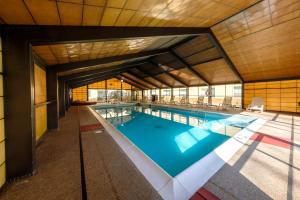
[250,132,291,149]
[190,193,206,200]
[197,188,220,200]
[80,124,104,132]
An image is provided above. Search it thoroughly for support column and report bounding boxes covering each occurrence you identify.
[121,81,123,101]
[58,79,65,118]
[65,84,69,111]
[86,85,88,101]
[208,85,212,105]
[159,89,162,102]
[3,34,36,179]
[241,83,244,109]
[47,70,59,130]
[186,87,189,103]
[105,80,108,102]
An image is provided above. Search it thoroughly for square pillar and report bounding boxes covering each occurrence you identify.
[3,34,36,179]
[58,79,65,118]
[46,70,59,129]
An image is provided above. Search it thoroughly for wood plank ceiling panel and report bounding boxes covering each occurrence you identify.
[24,0,61,25]
[192,58,239,84]
[58,61,125,76]
[122,72,155,88]
[169,68,206,86]
[155,73,184,88]
[0,0,34,24]
[33,37,163,65]
[212,0,300,82]
[0,0,259,27]
[144,77,167,88]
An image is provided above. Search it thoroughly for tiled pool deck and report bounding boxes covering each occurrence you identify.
[0,106,299,200]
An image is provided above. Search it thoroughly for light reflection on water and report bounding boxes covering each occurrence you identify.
[94,105,256,176]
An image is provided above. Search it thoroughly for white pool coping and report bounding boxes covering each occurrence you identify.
[88,106,267,200]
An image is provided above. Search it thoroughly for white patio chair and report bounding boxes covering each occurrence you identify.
[247,97,264,112]
[218,97,233,110]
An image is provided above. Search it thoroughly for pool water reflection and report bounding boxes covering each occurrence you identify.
[94,105,256,177]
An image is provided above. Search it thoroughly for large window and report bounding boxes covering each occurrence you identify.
[151,89,160,101]
[211,85,225,105]
[161,88,171,103]
[72,78,139,103]
[143,90,151,101]
[88,89,106,102]
[188,87,198,104]
[188,86,209,104]
[173,88,187,103]
[107,90,121,102]
[88,81,106,102]
[137,90,142,101]
[122,90,132,102]
[106,79,122,102]
[122,82,132,102]
[211,84,242,106]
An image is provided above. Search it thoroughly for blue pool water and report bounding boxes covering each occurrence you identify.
[93,105,256,177]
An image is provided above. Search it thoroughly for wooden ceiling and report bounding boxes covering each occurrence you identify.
[62,33,240,88]
[33,36,185,65]
[0,0,259,27]
[58,60,125,76]
[193,58,239,84]
[212,0,300,82]
[5,0,299,88]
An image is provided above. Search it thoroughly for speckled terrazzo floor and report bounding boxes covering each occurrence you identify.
[78,106,162,200]
[0,106,162,200]
[1,106,299,200]
[201,111,300,200]
[0,107,82,200]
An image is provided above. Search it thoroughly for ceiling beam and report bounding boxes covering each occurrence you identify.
[168,49,210,85]
[70,75,115,88]
[169,35,198,49]
[2,25,210,45]
[121,73,154,89]
[135,67,173,88]
[71,74,144,90]
[114,76,144,90]
[49,48,169,72]
[149,60,189,87]
[193,57,223,66]
[67,70,123,87]
[125,71,161,88]
[60,61,147,81]
[118,75,150,90]
[208,30,243,83]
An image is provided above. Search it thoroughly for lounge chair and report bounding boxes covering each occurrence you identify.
[191,96,205,107]
[141,96,149,103]
[218,97,233,110]
[159,96,165,104]
[169,96,175,104]
[247,97,264,112]
[179,97,187,105]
